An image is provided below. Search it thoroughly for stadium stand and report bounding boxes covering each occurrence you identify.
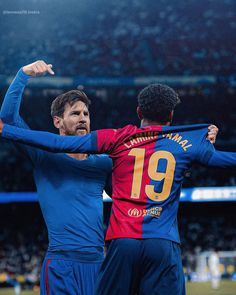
[0,0,235,76]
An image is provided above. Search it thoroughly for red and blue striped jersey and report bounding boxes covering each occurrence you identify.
[95,124,214,242]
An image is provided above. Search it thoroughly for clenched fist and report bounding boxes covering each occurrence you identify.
[22,60,54,76]
[207,125,219,144]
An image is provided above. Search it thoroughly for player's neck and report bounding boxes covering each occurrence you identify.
[141,119,171,127]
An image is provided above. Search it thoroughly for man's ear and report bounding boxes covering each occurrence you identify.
[53,116,62,129]
[137,106,143,120]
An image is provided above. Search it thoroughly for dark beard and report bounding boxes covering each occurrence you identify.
[63,128,77,136]
[64,128,87,136]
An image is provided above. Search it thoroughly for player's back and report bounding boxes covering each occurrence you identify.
[101,123,213,242]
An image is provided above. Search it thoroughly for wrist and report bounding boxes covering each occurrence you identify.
[18,68,31,82]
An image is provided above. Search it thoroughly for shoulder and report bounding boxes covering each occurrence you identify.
[90,154,112,171]
[113,124,139,139]
[163,123,210,134]
[33,150,65,166]
[164,123,210,142]
[97,124,137,136]
[118,124,138,133]
[96,125,138,150]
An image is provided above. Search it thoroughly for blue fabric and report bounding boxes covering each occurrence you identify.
[208,150,236,167]
[138,125,215,243]
[41,252,102,295]
[3,123,97,154]
[0,69,112,254]
[95,238,185,295]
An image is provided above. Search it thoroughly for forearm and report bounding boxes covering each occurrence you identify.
[2,124,98,154]
[0,69,30,126]
[208,150,236,167]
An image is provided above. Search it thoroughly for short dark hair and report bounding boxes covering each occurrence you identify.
[51,90,91,117]
[137,84,180,123]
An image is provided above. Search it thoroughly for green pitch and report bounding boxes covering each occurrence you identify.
[0,281,235,295]
[186,281,236,295]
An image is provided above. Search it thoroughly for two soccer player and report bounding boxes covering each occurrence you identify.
[1,64,223,294]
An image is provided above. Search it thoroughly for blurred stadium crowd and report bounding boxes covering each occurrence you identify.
[0,0,235,77]
[0,204,46,288]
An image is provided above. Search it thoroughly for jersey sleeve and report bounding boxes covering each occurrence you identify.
[207,151,236,167]
[2,124,99,153]
[0,69,43,164]
[193,127,236,167]
[194,127,215,165]
[0,68,30,128]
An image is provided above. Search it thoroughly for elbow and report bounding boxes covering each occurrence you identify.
[0,113,17,125]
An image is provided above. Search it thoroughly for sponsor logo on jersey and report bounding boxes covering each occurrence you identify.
[143,206,162,218]
[128,208,143,217]
[128,206,162,218]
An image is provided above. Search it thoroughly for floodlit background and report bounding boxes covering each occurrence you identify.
[0,0,236,294]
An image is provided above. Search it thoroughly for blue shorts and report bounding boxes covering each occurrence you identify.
[95,238,185,295]
[40,251,103,295]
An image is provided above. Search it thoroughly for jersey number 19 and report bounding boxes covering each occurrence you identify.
[128,148,176,202]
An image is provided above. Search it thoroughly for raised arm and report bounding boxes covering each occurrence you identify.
[0,60,54,129]
[0,68,30,128]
